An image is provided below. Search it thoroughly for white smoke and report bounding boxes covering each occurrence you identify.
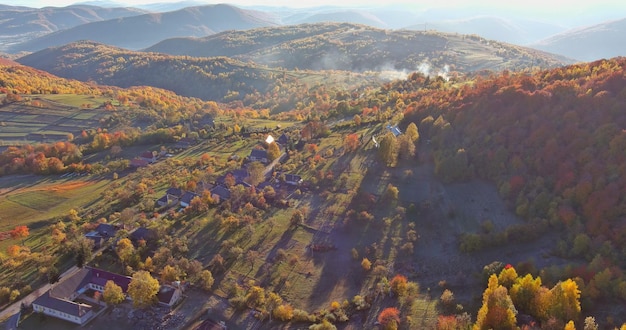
[437,64,450,82]
[417,62,431,76]
[374,61,451,82]
[376,62,409,81]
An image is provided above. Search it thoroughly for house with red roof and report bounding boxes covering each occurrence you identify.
[32,267,132,325]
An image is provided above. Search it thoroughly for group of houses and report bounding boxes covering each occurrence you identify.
[156,187,204,209]
[154,133,303,211]
[31,267,182,326]
[130,137,198,168]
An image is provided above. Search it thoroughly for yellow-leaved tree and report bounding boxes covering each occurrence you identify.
[548,279,581,323]
[127,270,160,308]
[474,274,517,330]
[103,280,125,306]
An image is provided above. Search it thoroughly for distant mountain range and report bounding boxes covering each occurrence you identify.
[0,4,147,51]
[145,23,571,73]
[7,4,277,52]
[2,3,625,63]
[531,18,626,61]
[404,16,566,46]
[14,24,571,105]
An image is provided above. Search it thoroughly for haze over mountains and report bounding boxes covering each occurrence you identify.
[531,18,626,62]
[6,4,277,52]
[0,2,624,62]
[0,4,146,51]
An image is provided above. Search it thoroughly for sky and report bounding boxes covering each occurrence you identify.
[5,0,626,12]
[4,0,626,25]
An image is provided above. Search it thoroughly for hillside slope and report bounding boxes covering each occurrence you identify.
[146,23,572,73]
[397,58,626,254]
[15,41,367,104]
[404,16,566,45]
[531,17,626,61]
[9,4,278,53]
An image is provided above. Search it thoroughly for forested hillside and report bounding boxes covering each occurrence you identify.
[16,40,377,105]
[145,23,572,73]
[393,59,626,313]
[16,41,288,103]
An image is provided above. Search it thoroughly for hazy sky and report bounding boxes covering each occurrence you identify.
[4,0,626,26]
[5,0,626,13]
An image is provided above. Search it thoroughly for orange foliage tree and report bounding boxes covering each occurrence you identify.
[377,307,400,330]
[10,226,29,245]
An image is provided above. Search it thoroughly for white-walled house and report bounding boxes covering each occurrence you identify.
[31,267,131,325]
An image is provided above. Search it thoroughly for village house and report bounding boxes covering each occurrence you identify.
[139,151,157,163]
[386,124,402,137]
[156,284,183,307]
[210,186,231,202]
[32,267,131,325]
[180,191,200,208]
[283,174,303,186]
[277,133,289,146]
[157,187,185,208]
[130,227,157,246]
[248,149,268,164]
[84,223,119,249]
[196,181,214,194]
[130,158,149,168]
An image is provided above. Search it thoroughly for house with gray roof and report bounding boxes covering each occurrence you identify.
[249,149,268,164]
[84,223,119,248]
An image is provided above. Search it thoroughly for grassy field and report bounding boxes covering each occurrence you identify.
[37,94,114,108]
[0,177,111,250]
[0,100,110,144]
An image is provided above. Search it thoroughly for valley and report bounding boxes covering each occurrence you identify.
[0,1,626,330]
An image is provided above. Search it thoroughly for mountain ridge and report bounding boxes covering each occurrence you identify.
[144,23,572,73]
[531,17,626,61]
[7,4,278,52]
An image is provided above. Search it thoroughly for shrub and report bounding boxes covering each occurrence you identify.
[0,287,10,304]
[293,308,314,322]
[9,289,20,303]
[273,304,294,321]
[390,275,408,297]
[361,258,372,271]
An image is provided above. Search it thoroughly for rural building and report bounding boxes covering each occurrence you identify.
[157,194,179,208]
[196,181,214,194]
[386,124,402,137]
[84,223,119,248]
[156,284,182,307]
[210,186,231,202]
[139,151,157,163]
[277,133,289,145]
[284,174,303,186]
[180,191,200,208]
[248,149,268,164]
[32,267,131,325]
[130,227,157,245]
[130,159,149,168]
[156,187,185,207]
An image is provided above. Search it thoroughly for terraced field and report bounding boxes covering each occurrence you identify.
[0,98,110,145]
